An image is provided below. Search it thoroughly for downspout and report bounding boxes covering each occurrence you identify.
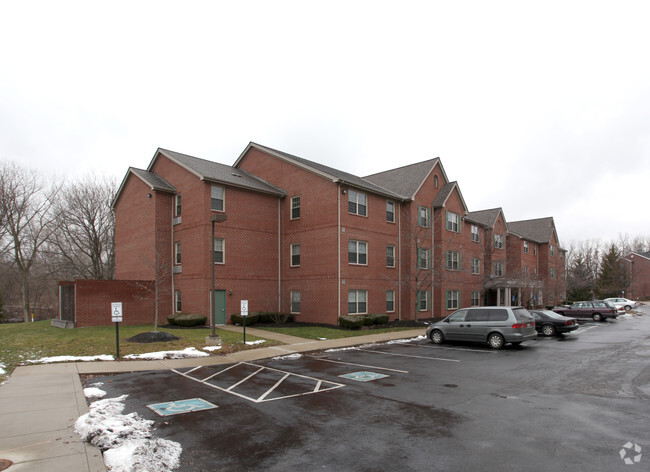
[170,196,175,317]
[278,199,282,312]
[431,204,434,318]
[337,183,341,319]
[398,201,402,320]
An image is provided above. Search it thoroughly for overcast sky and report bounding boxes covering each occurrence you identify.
[1,1,648,246]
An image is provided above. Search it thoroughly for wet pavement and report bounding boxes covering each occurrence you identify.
[88,308,650,471]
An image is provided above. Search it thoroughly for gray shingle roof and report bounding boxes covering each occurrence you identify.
[465,208,504,228]
[129,168,176,193]
[154,148,286,196]
[507,217,557,244]
[237,143,406,200]
[364,159,441,200]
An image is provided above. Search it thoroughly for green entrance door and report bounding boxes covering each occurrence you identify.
[213,290,226,325]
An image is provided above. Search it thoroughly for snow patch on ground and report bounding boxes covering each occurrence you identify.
[617,313,636,320]
[28,354,114,364]
[272,353,302,360]
[0,364,5,375]
[325,346,360,353]
[75,395,182,471]
[387,335,426,344]
[317,337,328,340]
[124,347,209,360]
[245,340,266,346]
[202,345,223,351]
[84,387,107,399]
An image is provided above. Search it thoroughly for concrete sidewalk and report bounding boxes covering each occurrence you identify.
[0,328,425,471]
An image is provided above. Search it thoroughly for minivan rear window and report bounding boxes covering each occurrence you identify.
[466,310,489,322]
[513,308,533,322]
[488,309,508,321]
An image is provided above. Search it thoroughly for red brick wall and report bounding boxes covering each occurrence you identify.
[65,280,156,327]
[629,254,650,299]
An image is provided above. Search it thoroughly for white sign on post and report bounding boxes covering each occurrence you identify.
[111,302,123,322]
[240,300,248,317]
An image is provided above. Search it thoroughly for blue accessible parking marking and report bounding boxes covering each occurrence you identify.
[339,371,389,382]
[147,398,218,416]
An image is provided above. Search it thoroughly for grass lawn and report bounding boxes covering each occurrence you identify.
[255,325,421,340]
[0,321,276,382]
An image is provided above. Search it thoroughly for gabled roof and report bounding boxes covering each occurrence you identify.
[235,142,406,200]
[465,208,505,229]
[364,158,448,200]
[432,181,468,214]
[111,167,176,209]
[507,217,559,245]
[627,251,650,261]
[150,148,286,197]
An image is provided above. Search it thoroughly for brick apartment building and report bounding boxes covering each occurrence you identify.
[92,142,566,327]
[626,251,650,300]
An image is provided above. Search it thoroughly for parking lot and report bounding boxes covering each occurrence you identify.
[90,308,650,471]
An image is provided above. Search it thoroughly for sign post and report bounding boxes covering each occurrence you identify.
[240,300,248,344]
[111,302,123,359]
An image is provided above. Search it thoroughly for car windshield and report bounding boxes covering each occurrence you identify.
[513,307,533,322]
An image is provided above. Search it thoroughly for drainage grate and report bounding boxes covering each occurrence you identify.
[147,398,218,416]
[339,371,389,382]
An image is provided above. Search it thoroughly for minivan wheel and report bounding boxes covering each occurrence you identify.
[487,333,504,349]
[430,330,444,345]
[592,313,603,322]
[542,324,556,337]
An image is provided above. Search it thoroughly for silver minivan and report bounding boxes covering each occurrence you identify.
[426,306,537,349]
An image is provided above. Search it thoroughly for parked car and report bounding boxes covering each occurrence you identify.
[529,310,579,336]
[426,306,537,349]
[552,300,617,322]
[604,297,639,311]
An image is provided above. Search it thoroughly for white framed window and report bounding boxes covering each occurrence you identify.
[446,290,460,310]
[291,291,301,314]
[348,290,367,314]
[386,290,395,312]
[211,185,224,212]
[434,175,439,188]
[175,194,181,216]
[550,267,555,279]
[446,251,460,270]
[348,190,367,216]
[417,290,430,311]
[348,240,368,265]
[493,262,504,276]
[175,290,182,313]
[550,245,555,257]
[471,225,479,242]
[386,201,395,223]
[533,244,537,255]
[523,240,529,254]
[494,234,504,249]
[472,257,480,275]
[291,196,300,220]
[291,244,300,267]
[174,242,181,264]
[213,238,224,264]
[524,265,529,277]
[418,248,430,269]
[418,206,430,228]
[386,245,395,268]
[471,290,480,306]
[446,211,461,232]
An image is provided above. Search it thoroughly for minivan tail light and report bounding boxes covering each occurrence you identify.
[512,322,534,329]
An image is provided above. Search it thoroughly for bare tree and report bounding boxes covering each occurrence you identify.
[0,162,62,322]
[49,174,116,280]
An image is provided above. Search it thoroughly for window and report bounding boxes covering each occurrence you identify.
[523,241,529,254]
[175,290,181,313]
[472,257,480,275]
[211,185,224,211]
[386,290,395,312]
[418,248,430,269]
[348,190,367,216]
[446,251,460,270]
[291,196,300,220]
[175,194,181,216]
[417,290,430,311]
[348,290,367,314]
[434,175,439,188]
[386,201,395,223]
[471,225,479,242]
[471,290,480,306]
[174,242,181,264]
[386,245,395,268]
[446,290,460,310]
[291,291,301,314]
[291,244,300,267]
[494,234,504,249]
[550,267,555,279]
[493,262,504,276]
[524,265,529,277]
[533,244,537,255]
[213,238,224,264]
[550,245,555,257]
[418,206,430,227]
[446,211,461,232]
[348,240,368,265]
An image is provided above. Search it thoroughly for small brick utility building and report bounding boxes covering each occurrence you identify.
[63,142,567,327]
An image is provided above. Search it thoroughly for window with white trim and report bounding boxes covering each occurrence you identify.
[211,185,224,212]
[174,242,181,264]
[471,225,479,242]
[493,261,504,276]
[550,245,555,257]
[494,234,504,249]
[446,251,460,270]
[291,291,301,314]
[386,290,395,312]
[446,290,460,310]
[348,240,368,265]
[175,290,182,313]
[523,241,529,254]
[417,290,430,311]
[386,245,395,268]
[418,248,430,269]
[348,190,367,216]
[213,238,224,264]
[291,196,300,220]
[348,290,367,314]
[291,244,300,267]
[418,206,430,227]
[175,194,181,216]
[446,211,461,232]
[386,201,395,223]
[472,257,480,275]
[471,290,480,306]
[550,267,555,279]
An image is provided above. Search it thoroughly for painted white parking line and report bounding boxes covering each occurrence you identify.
[397,342,498,354]
[361,348,460,362]
[311,357,409,373]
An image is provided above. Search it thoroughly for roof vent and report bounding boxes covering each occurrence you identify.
[231,172,242,178]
